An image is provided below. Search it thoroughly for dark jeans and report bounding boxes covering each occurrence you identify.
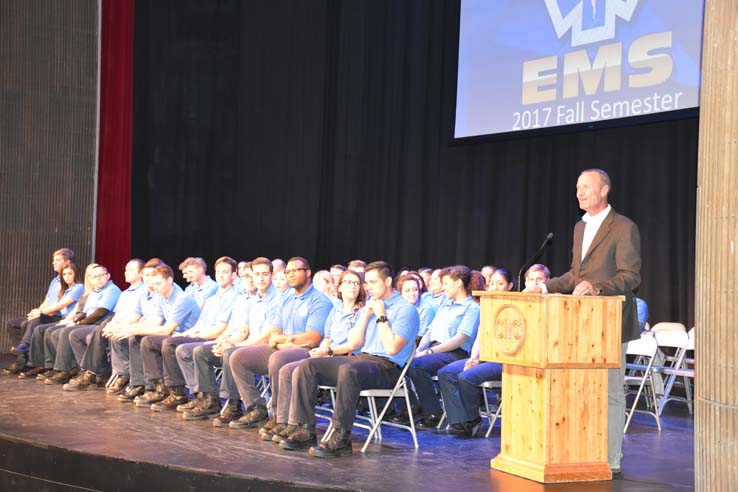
[290,353,401,430]
[407,349,467,416]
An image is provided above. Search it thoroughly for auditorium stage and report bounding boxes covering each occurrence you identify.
[0,356,693,492]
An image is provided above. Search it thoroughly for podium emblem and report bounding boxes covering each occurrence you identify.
[493,304,526,355]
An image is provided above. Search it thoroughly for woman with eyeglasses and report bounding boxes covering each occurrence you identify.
[262,269,367,447]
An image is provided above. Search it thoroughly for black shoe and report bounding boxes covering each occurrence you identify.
[415,413,442,430]
[183,393,220,420]
[118,385,145,403]
[45,370,72,385]
[3,360,30,375]
[309,428,352,458]
[106,375,130,395]
[151,386,188,412]
[280,424,317,450]
[213,399,243,427]
[135,379,168,407]
[229,404,268,429]
[63,370,97,391]
[18,367,47,379]
[611,469,623,480]
[461,416,483,437]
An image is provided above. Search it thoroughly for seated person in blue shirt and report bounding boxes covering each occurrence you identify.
[181,257,218,309]
[426,268,446,307]
[437,268,515,437]
[280,261,420,457]
[181,258,281,423]
[263,269,367,443]
[4,248,75,374]
[124,265,201,406]
[636,297,648,332]
[397,272,437,341]
[44,264,122,385]
[63,259,147,390]
[20,263,98,379]
[11,262,84,361]
[228,257,334,429]
[404,265,480,430]
[137,259,235,409]
[329,264,346,287]
[313,270,340,306]
[106,258,166,399]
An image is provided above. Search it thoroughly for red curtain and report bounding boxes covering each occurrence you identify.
[96,0,134,286]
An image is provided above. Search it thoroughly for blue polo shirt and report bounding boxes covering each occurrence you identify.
[243,284,284,340]
[276,284,333,336]
[189,285,238,334]
[429,292,446,307]
[85,281,122,321]
[185,276,218,307]
[161,284,201,333]
[110,282,148,322]
[427,295,479,353]
[414,296,438,337]
[44,276,63,317]
[140,290,163,320]
[361,291,419,366]
[224,290,253,337]
[59,283,85,317]
[325,305,364,351]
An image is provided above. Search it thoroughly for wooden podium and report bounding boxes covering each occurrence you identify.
[475,291,623,483]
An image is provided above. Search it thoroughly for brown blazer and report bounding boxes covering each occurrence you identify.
[545,208,642,343]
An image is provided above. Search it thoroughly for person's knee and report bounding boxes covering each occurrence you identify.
[175,344,190,362]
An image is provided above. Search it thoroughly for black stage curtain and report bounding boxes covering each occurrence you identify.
[132,0,697,327]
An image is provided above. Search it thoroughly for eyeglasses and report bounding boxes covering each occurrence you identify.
[341,280,361,286]
[285,268,308,276]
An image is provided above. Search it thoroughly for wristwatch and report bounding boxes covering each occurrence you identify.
[326,346,334,356]
[376,315,388,324]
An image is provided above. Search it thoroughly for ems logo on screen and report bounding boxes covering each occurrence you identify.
[517,0,681,127]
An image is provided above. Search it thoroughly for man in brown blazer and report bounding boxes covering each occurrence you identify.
[525,168,641,478]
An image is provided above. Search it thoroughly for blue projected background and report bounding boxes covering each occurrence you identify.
[454,0,704,139]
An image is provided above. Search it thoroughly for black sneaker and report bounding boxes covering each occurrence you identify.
[309,428,352,457]
[280,424,317,450]
[415,413,442,430]
[18,367,47,379]
[461,416,483,437]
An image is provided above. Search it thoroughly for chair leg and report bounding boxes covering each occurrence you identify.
[486,402,502,438]
[648,375,662,432]
[404,389,419,449]
[684,375,694,415]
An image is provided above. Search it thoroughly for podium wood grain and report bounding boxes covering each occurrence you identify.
[475,291,623,483]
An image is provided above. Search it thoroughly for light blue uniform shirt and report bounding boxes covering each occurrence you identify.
[429,292,446,308]
[188,285,238,335]
[427,295,479,353]
[361,291,420,366]
[225,290,253,337]
[44,276,63,315]
[85,281,122,321]
[140,291,163,320]
[243,284,282,340]
[59,283,85,317]
[414,296,438,338]
[185,275,218,307]
[161,284,201,333]
[110,282,148,322]
[276,284,333,336]
[325,304,364,353]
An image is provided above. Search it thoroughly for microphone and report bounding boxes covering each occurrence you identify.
[518,232,554,291]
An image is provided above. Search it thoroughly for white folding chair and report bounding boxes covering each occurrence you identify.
[480,380,502,437]
[652,329,690,415]
[624,334,662,433]
[359,349,419,453]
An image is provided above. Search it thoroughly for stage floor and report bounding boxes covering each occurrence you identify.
[0,355,694,492]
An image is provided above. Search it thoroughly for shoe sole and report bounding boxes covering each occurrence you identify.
[280,439,317,450]
[181,412,219,421]
[309,443,353,458]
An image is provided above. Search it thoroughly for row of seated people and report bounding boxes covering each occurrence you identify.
[2,249,548,457]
